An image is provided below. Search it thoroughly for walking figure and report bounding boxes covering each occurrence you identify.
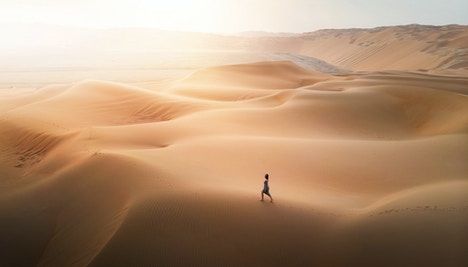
[261,173,273,202]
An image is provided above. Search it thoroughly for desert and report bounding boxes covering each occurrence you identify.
[0,23,467,266]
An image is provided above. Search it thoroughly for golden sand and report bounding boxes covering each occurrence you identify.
[0,25,467,266]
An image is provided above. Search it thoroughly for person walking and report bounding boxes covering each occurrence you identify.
[261,173,273,202]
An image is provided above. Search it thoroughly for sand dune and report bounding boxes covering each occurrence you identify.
[1,24,467,89]
[293,24,468,72]
[1,60,467,266]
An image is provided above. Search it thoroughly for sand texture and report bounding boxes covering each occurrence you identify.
[1,25,468,266]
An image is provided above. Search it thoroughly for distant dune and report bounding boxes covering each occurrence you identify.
[296,24,468,71]
[1,58,467,266]
[0,24,467,87]
[236,24,468,72]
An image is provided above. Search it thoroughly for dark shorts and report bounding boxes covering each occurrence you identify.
[262,189,271,196]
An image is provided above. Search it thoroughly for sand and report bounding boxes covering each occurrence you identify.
[279,24,468,72]
[1,25,468,266]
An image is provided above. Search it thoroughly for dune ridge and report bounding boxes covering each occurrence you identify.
[1,60,467,266]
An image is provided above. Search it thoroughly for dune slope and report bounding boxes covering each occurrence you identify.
[0,61,467,266]
[256,24,468,72]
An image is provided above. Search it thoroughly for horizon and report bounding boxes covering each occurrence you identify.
[0,22,464,52]
[0,0,467,34]
[1,21,466,36]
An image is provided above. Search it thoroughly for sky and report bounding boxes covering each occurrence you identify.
[0,0,467,33]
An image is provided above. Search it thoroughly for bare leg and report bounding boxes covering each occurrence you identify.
[260,190,264,201]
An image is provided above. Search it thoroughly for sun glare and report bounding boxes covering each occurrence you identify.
[137,0,225,33]
[0,0,229,33]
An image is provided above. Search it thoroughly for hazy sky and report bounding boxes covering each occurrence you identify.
[0,0,467,33]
